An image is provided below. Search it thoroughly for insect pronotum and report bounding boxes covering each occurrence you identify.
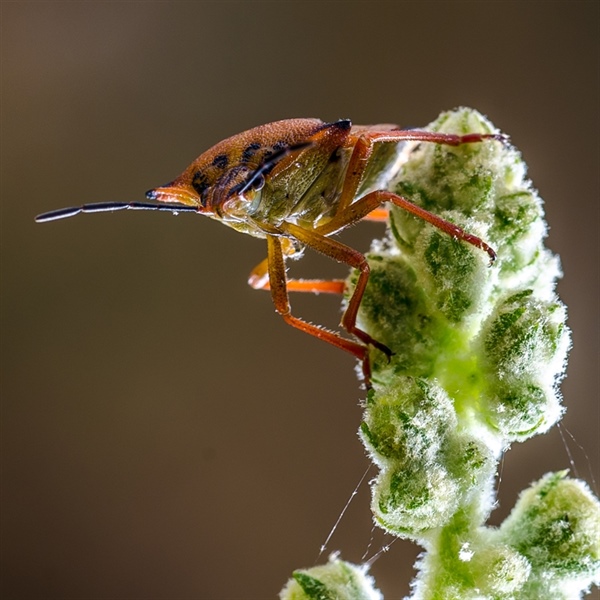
[37,118,503,385]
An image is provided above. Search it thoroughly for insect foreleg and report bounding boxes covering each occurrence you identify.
[265,234,371,382]
[277,223,392,361]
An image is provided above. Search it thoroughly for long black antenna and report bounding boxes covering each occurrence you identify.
[35,201,199,223]
[36,141,315,223]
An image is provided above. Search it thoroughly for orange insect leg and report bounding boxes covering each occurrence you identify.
[322,130,497,263]
[248,256,345,295]
[383,191,496,264]
[249,126,502,385]
[363,207,389,222]
[356,129,507,147]
[265,234,372,383]
[279,222,392,361]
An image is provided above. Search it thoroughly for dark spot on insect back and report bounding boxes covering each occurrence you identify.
[212,154,229,169]
[192,170,210,198]
[259,141,287,165]
[241,142,261,163]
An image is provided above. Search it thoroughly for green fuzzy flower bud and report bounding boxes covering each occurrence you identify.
[412,528,532,599]
[478,290,570,439]
[462,541,532,597]
[499,471,600,597]
[353,108,573,537]
[409,472,600,599]
[360,378,495,536]
[280,554,382,600]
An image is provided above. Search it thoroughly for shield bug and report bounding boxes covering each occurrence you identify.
[36,118,503,385]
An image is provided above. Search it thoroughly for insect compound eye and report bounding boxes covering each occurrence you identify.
[248,173,265,192]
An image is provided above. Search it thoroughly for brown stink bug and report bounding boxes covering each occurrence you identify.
[36,118,503,384]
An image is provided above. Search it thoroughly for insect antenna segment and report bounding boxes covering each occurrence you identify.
[35,201,199,223]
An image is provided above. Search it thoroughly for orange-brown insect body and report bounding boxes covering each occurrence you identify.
[37,117,504,385]
[147,119,402,241]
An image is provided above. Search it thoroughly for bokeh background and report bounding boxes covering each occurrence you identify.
[2,2,598,599]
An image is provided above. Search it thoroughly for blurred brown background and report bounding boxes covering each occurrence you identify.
[2,3,598,599]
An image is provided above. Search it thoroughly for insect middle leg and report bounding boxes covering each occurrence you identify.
[248,256,345,295]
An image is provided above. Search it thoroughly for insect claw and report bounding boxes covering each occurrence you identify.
[371,339,393,361]
[487,132,510,145]
[458,132,509,146]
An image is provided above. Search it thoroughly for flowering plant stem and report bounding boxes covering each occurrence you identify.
[280,109,599,600]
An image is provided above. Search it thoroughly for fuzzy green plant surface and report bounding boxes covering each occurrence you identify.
[279,109,599,600]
